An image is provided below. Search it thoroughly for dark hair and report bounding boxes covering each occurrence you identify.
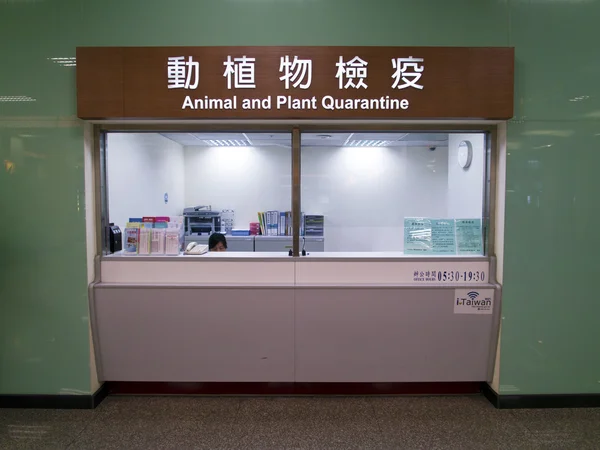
[208,233,227,250]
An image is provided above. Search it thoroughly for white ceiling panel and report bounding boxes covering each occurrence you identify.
[349,133,408,141]
[401,133,448,142]
[245,133,292,141]
[160,133,202,146]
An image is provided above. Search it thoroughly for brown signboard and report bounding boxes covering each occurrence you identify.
[76,46,514,120]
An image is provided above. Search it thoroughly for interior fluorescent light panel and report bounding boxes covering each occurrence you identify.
[346,140,393,147]
[203,139,250,147]
[0,96,37,102]
[48,57,76,67]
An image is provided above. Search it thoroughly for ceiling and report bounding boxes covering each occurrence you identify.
[160,132,449,148]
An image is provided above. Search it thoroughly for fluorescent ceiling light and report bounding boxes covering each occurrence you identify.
[203,139,249,147]
[48,57,76,67]
[0,96,36,102]
[346,140,392,147]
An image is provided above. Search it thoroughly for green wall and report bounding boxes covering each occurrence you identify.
[501,2,600,395]
[0,0,598,395]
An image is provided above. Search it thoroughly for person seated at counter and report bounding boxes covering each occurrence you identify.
[208,233,228,252]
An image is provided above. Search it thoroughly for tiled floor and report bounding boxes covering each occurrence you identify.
[0,396,599,449]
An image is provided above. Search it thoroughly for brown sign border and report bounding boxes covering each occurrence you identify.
[76,46,514,120]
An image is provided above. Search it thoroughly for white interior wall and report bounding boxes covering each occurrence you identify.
[301,146,449,252]
[447,133,486,218]
[106,133,185,229]
[184,145,292,227]
[184,144,450,252]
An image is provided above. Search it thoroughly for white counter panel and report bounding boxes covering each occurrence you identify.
[295,260,490,285]
[93,287,295,382]
[295,287,498,382]
[101,253,491,285]
[101,259,295,284]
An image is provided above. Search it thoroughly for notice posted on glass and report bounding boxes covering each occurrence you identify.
[455,219,483,255]
[404,217,483,256]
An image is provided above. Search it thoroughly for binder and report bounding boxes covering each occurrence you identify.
[257,210,298,236]
[257,212,263,235]
[270,211,277,236]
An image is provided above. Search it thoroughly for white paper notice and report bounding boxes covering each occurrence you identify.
[151,229,166,254]
[165,230,181,255]
[454,289,494,314]
[138,228,151,255]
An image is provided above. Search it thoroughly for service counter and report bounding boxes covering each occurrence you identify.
[90,253,501,385]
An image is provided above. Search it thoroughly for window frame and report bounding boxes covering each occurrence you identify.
[95,123,497,258]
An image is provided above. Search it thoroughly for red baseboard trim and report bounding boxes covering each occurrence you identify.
[106,382,482,396]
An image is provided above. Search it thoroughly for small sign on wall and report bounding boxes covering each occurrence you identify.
[454,289,494,314]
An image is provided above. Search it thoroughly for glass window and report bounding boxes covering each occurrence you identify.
[300,132,488,256]
[104,132,292,254]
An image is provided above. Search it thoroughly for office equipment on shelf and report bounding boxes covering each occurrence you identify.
[231,229,250,236]
[107,224,122,254]
[254,211,325,237]
[184,205,222,236]
[304,215,325,237]
[220,209,235,234]
[184,242,208,255]
[257,210,293,236]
